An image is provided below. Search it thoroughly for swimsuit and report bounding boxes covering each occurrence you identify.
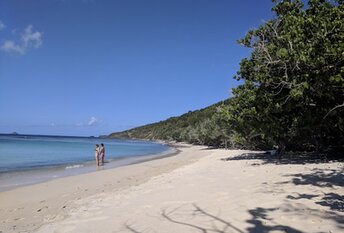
[95,148,99,159]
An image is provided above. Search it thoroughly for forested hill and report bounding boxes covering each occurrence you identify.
[108,99,231,146]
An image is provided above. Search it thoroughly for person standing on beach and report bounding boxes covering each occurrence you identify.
[100,143,105,165]
[95,144,100,166]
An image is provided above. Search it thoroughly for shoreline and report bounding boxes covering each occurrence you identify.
[0,143,177,192]
[0,143,205,233]
[0,144,343,233]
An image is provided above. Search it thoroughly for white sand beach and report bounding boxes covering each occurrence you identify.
[0,144,343,233]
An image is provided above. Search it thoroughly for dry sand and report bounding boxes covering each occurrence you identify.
[0,144,343,233]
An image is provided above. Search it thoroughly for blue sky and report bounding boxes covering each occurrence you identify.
[0,0,274,136]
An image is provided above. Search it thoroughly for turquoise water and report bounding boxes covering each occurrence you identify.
[0,135,170,172]
[0,135,173,190]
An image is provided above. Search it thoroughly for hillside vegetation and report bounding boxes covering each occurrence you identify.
[109,100,231,147]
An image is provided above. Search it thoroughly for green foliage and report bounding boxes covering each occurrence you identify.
[109,100,231,147]
[219,0,344,152]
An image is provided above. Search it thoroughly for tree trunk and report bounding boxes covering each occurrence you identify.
[277,142,286,160]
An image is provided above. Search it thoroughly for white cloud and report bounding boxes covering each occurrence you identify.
[21,25,43,48]
[0,24,43,55]
[75,117,102,127]
[88,117,100,126]
[0,21,5,31]
[1,40,25,54]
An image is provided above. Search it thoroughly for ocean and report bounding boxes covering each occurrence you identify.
[0,134,173,191]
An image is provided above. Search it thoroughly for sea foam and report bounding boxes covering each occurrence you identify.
[65,164,84,170]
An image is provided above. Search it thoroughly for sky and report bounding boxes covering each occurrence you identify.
[0,0,275,136]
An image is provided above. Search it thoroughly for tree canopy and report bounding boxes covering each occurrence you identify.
[219,0,344,153]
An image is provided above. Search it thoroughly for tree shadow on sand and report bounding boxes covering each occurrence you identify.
[248,203,344,232]
[221,152,343,165]
[278,168,344,188]
[316,193,344,212]
[124,223,156,233]
[200,147,221,150]
[124,202,342,232]
[286,192,344,212]
[124,224,142,233]
[286,193,320,200]
[161,204,244,233]
[279,167,344,214]
[161,204,306,233]
[246,207,303,233]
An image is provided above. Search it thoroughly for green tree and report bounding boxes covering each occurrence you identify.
[222,0,344,153]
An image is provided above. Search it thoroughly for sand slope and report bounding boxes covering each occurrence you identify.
[1,145,343,233]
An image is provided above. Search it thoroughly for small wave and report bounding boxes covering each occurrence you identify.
[65,164,84,170]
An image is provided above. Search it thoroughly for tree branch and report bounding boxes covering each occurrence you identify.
[323,103,344,119]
